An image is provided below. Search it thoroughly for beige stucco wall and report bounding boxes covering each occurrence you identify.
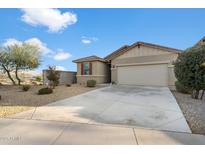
[77,75,108,85]
[111,68,117,83]
[76,61,110,85]
[168,65,177,90]
[77,61,97,75]
[111,45,178,88]
[115,45,173,59]
[112,54,177,66]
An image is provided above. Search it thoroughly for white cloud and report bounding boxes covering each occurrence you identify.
[2,38,22,47]
[21,8,77,33]
[56,66,67,71]
[53,51,72,61]
[2,38,52,55]
[25,38,52,54]
[2,38,72,61]
[81,36,98,44]
[82,39,91,44]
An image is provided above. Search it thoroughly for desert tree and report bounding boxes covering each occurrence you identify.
[0,43,41,85]
[46,66,60,89]
[0,47,16,85]
[11,44,41,85]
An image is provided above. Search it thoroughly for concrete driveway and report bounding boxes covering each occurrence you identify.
[9,85,191,133]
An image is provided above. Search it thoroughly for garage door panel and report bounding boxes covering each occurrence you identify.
[117,64,168,86]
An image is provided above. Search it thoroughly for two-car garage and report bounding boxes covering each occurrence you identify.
[105,41,180,88]
[117,63,168,86]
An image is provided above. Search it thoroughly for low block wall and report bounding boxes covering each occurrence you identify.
[43,70,76,85]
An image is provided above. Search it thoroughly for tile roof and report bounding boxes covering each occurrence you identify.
[73,55,106,63]
[73,41,183,63]
[104,41,182,61]
[104,45,130,61]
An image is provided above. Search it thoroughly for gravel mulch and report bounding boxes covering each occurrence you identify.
[0,84,99,118]
[172,91,205,135]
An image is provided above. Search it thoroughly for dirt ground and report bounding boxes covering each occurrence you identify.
[0,84,99,118]
[172,91,205,135]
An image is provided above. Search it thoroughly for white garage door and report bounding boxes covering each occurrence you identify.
[117,64,168,86]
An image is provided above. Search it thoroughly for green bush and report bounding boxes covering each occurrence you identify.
[38,87,53,95]
[175,81,191,94]
[174,44,205,99]
[46,66,60,89]
[111,81,116,85]
[87,80,96,87]
[35,76,42,82]
[22,85,31,91]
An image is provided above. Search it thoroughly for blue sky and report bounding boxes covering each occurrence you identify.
[0,8,205,73]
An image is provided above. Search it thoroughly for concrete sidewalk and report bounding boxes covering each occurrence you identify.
[0,118,204,145]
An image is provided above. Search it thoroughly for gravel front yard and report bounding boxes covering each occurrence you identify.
[172,91,205,135]
[0,84,98,118]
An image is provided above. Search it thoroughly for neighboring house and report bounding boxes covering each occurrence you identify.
[73,41,181,89]
[43,70,76,85]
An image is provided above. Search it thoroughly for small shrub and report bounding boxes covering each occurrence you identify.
[22,85,31,91]
[38,87,53,95]
[87,80,96,87]
[46,66,60,89]
[35,76,42,82]
[66,84,71,87]
[175,81,191,94]
[111,81,116,85]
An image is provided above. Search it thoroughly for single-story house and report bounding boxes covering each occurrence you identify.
[73,41,182,89]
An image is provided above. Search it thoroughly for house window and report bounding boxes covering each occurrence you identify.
[81,63,92,75]
[83,63,89,75]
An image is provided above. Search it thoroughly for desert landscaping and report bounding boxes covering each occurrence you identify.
[173,91,205,135]
[0,84,98,118]
[0,45,100,118]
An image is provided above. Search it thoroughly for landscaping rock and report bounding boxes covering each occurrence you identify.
[172,91,205,135]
